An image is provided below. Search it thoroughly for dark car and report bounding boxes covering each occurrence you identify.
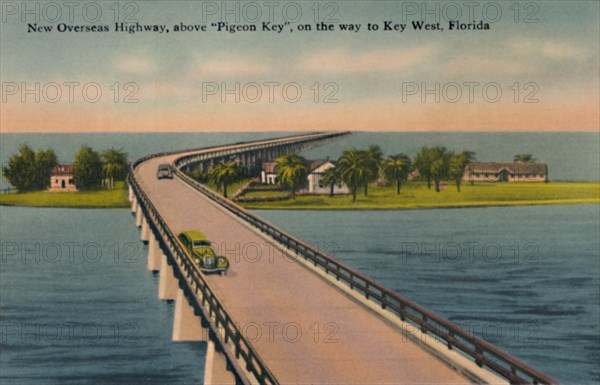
[157,164,173,179]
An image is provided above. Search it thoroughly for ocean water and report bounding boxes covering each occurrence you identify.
[1,132,598,188]
[255,205,600,384]
[2,204,597,384]
[0,207,205,384]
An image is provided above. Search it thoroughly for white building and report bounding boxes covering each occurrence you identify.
[48,164,77,192]
[261,162,278,184]
[260,159,349,195]
[305,160,349,195]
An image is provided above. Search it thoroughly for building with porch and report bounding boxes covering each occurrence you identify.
[260,162,278,185]
[260,159,349,195]
[306,160,349,195]
[48,164,77,192]
[463,162,548,183]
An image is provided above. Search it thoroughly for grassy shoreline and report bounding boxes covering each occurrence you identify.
[0,182,129,209]
[1,181,598,210]
[242,198,599,211]
[240,182,600,210]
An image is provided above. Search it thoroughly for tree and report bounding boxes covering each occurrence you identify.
[429,146,450,192]
[382,154,412,195]
[189,169,208,183]
[34,149,58,190]
[321,166,342,197]
[338,148,368,202]
[414,146,433,189]
[208,161,242,198]
[448,150,475,192]
[514,154,536,163]
[362,145,383,197]
[100,148,128,190]
[460,150,477,185]
[275,154,308,200]
[2,145,57,192]
[74,146,103,190]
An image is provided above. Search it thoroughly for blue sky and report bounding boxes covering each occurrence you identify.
[1,0,598,132]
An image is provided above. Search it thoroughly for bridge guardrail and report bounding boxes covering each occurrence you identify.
[171,158,558,385]
[127,132,347,385]
[128,165,279,385]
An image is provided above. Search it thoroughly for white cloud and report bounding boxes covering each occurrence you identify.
[113,56,156,74]
[190,57,271,78]
[541,41,587,60]
[507,38,588,61]
[297,45,438,73]
[445,57,528,76]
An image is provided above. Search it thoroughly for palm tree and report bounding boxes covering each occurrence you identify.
[275,154,308,200]
[414,146,433,189]
[321,166,342,197]
[429,146,450,192]
[338,148,368,202]
[514,154,536,163]
[208,161,241,198]
[100,148,128,190]
[363,145,383,197]
[382,154,412,195]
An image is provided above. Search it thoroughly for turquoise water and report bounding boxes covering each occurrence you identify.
[255,205,600,384]
[0,207,205,384]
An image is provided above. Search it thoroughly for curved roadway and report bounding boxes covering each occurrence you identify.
[133,141,472,384]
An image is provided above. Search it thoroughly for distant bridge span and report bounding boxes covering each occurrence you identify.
[128,132,556,385]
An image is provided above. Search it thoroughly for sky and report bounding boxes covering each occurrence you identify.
[0,0,598,132]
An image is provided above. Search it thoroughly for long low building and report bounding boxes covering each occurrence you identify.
[463,162,548,183]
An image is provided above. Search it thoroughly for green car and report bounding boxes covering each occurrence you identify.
[177,230,229,275]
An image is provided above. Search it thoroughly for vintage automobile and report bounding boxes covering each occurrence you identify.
[156,163,173,179]
[177,230,229,275]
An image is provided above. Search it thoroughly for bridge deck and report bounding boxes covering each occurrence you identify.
[136,153,472,384]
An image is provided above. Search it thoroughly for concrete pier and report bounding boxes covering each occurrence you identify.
[159,253,179,300]
[140,217,150,244]
[135,207,143,227]
[147,237,162,271]
[130,195,138,214]
[204,339,236,385]
[172,288,206,342]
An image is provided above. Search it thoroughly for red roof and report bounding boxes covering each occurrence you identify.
[51,164,75,175]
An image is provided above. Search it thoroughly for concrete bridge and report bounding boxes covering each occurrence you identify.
[127,132,557,385]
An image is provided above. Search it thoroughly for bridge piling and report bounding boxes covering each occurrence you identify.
[135,207,143,227]
[147,237,161,271]
[204,339,236,385]
[130,195,138,214]
[158,253,178,300]
[172,288,207,342]
[140,217,150,244]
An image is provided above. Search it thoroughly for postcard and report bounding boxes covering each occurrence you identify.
[1,1,598,384]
